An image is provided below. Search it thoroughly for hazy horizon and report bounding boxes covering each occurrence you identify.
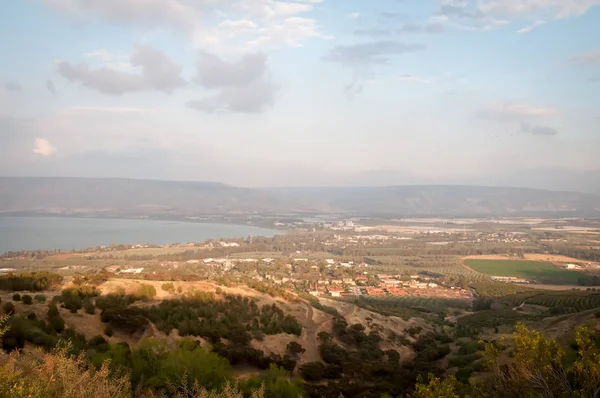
[1,1,599,190]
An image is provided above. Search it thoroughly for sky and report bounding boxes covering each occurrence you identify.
[1,0,599,190]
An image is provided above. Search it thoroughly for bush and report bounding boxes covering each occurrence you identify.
[49,315,65,333]
[161,282,175,293]
[12,293,21,301]
[104,325,114,337]
[299,362,325,381]
[84,298,95,315]
[47,304,60,318]
[3,302,15,315]
[34,294,46,303]
[133,283,157,300]
[286,341,306,357]
[22,295,33,305]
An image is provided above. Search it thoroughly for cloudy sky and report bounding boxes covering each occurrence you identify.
[1,0,599,190]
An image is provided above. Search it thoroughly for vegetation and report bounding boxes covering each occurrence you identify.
[0,272,62,291]
[465,259,590,285]
[34,294,46,303]
[471,281,533,297]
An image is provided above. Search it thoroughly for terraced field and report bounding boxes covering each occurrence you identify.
[359,295,471,313]
[500,291,600,315]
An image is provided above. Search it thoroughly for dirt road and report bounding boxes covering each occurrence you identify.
[301,300,355,363]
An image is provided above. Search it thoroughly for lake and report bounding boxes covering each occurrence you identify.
[0,216,278,253]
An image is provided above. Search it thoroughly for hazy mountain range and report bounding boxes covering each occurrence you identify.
[0,177,599,218]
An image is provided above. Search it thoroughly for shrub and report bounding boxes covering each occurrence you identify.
[0,345,131,398]
[133,283,157,300]
[49,315,65,333]
[286,341,306,357]
[12,293,21,301]
[22,295,33,305]
[104,325,114,337]
[161,282,175,293]
[84,298,95,315]
[47,304,60,318]
[3,302,15,315]
[34,294,46,303]
[299,362,325,381]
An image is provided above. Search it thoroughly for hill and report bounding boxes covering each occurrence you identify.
[1,177,599,217]
[265,185,600,217]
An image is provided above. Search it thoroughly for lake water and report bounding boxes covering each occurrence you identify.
[0,216,278,253]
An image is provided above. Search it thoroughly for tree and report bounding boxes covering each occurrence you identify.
[286,341,305,357]
[411,375,462,398]
[299,362,325,382]
[21,295,33,305]
[12,293,21,301]
[34,294,46,303]
[2,302,15,316]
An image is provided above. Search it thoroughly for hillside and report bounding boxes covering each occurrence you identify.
[266,185,600,217]
[0,177,325,216]
[1,177,599,217]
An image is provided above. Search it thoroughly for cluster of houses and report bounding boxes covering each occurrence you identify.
[307,273,470,299]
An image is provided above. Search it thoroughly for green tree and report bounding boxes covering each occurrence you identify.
[286,341,305,357]
[21,294,33,305]
[411,374,462,398]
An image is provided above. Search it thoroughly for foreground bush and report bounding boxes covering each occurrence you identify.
[0,345,131,398]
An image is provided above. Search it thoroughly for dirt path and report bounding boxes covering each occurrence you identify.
[302,300,355,363]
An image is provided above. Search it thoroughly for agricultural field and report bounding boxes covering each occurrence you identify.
[464,259,585,285]
[358,295,471,314]
[499,290,600,315]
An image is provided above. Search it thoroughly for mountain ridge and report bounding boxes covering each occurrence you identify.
[0,177,598,217]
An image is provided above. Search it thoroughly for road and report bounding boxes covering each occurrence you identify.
[301,299,355,363]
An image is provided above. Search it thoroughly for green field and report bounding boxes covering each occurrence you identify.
[464,259,585,285]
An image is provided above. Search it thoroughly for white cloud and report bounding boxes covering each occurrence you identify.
[33,138,57,156]
[58,45,186,95]
[188,52,276,113]
[478,0,600,19]
[516,19,545,33]
[347,12,361,19]
[41,0,199,32]
[246,17,321,48]
[438,0,599,31]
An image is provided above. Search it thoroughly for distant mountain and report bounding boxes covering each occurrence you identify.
[0,177,325,216]
[265,185,600,217]
[0,177,598,217]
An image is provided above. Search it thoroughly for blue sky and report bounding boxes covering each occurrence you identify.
[1,0,599,190]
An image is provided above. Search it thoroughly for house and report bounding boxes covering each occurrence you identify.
[365,287,386,296]
[330,279,343,285]
[566,263,580,269]
[308,290,320,297]
[187,259,200,264]
[325,259,335,265]
[340,262,353,268]
[382,279,401,287]
[387,287,406,295]
[120,267,144,274]
[327,286,344,297]
[354,275,368,282]
[428,283,438,288]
